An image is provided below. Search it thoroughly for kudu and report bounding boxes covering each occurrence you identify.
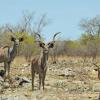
[31,32,60,90]
[93,63,100,80]
[0,29,24,80]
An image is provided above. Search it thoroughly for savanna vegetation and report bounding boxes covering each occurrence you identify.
[1,12,100,99]
[1,13,100,63]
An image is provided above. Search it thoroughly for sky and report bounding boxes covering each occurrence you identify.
[0,0,100,42]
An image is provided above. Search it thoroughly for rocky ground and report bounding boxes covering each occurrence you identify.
[0,57,100,100]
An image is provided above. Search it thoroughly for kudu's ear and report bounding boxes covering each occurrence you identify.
[11,36,15,41]
[48,42,54,48]
[19,37,24,42]
[39,42,45,48]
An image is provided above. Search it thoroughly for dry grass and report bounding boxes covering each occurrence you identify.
[12,56,27,66]
[1,56,100,99]
[49,55,84,62]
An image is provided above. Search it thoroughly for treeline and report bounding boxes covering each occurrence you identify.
[0,12,100,61]
[50,15,100,61]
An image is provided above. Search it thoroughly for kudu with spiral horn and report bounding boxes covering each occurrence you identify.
[31,32,61,90]
[0,28,24,81]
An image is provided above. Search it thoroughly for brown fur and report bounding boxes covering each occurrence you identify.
[31,52,48,90]
[31,32,60,90]
[0,46,9,63]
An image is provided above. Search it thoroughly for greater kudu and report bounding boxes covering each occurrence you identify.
[0,29,24,80]
[31,32,60,90]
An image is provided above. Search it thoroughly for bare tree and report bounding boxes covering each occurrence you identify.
[79,16,100,61]
[80,15,100,36]
[18,13,49,60]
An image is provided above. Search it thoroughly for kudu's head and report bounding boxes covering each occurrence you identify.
[35,32,60,54]
[8,28,24,47]
[93,63,100,71]
[93,63,100,80]
[11,35,24,47]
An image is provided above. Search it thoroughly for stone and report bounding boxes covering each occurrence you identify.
[42,95,60,100]
[19,77,31,86]
[3,82,10,89]
[58,68,75,77]
[0,95,28,100]
[93,83,100,92]
[14,76,31,86]
[0,70,5,77]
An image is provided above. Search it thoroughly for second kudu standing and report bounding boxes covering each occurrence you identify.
[0,29,24,80]
[31,32,60,90]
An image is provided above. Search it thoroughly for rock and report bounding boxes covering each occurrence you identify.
[0,95,28,100]
[54,80,66,88]
[0,76,4,87]
[0,76,4,91]
[14,76,31,86]
[65,88,68,92]
[20,63,30,67]
[19,77,31,86]
[0,70,5,77]
[73,80,84,84]
[14,76,20,81]
[42,95,60,100]
[93,83,100,92]
[58,68,75,77]
[88,69,98,78]
[3,82,10,89]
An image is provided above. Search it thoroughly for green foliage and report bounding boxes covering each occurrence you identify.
[80,33,100,45]
[66,40,80,49]
[80,33,89,45]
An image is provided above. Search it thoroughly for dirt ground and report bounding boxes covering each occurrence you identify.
[0,56,100,100]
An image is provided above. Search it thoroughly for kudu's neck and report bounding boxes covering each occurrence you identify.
[40,50,49,65]
[9,42,18,62]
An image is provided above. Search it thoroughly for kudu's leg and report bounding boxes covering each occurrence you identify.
[39,74,42,90]
[7,62,10,78]
[42,74,45,90]
[4,62,7,76]
[4,62,12,83]
[98,70,100,80]
[7,62,13,83]
[32,72,35,90]
[31,66,35,90]
[42,71,46,90]
[4,62,9,81]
